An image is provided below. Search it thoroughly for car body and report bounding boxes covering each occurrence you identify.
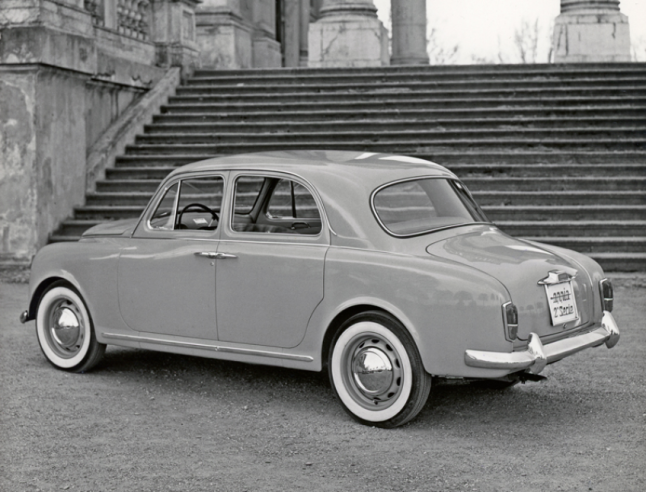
[21,150,620,427]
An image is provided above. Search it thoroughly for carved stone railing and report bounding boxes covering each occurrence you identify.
[83,0,151,40]
[117,0,150,40]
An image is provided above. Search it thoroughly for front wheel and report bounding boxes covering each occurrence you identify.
[329,311,432,428]
[36,282,105,373]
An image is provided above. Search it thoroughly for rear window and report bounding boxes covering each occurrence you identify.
[372,178,489,237]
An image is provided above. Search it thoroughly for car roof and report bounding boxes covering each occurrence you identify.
[168,150,456,188]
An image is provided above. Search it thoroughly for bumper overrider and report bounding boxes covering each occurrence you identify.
[465,311,620,375]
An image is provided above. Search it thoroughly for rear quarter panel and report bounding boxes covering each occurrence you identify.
[300,247,514,378]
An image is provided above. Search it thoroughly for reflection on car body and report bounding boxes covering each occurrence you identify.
[21,151,620,427]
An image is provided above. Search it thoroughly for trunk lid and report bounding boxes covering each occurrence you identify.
[426,227,595,341]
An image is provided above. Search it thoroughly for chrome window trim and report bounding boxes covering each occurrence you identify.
[370,175,492,238]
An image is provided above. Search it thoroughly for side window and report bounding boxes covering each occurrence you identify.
[149,176,223,231]
[267,179,321,220]
[176,176,224,230]
[232,176,322,235]
[150,182,179,230]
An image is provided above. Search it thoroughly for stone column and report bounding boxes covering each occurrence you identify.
[151,0,201,72]
[391,0,429,65]
[308,0,389,67]
[552,0,631,63]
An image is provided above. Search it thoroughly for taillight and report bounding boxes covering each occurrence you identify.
[502,302,519,341]
[599,279,613,312]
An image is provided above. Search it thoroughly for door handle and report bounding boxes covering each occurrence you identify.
[214,253,237,259]
[194,252,237,259]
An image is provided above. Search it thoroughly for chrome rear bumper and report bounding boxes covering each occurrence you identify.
[465,311,620,375]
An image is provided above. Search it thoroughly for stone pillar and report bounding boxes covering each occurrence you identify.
[196,0,253,68]
[283,0,310,67]
[252,0,282,68]
[308,0,389,67]
[391,0,429,65]
[552,0,631,63]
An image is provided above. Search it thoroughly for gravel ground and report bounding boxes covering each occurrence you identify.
[1,270,644,492]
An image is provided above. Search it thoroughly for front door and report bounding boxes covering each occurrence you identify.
[118,174,225,340]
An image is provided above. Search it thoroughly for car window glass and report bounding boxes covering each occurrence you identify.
[175,176,224,231]
[234,176,265,214]
[149,182,179,230]
[267,179,321,219]
[373,178,488,236]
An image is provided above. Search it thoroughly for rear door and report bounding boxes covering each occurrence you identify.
[214,173,328,348]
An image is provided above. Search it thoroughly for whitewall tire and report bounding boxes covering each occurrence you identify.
[329,311,432,428]
[36,282,105,372]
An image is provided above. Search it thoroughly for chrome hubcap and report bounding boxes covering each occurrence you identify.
[352,347,393,394]
[48,301,84,357]
[344,335,404,410]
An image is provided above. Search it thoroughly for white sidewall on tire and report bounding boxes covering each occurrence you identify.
[36,287,92,369]
[331,321,413,422]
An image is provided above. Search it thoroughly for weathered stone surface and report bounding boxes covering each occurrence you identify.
[308,0,388,68]
[553,0,631,63]
[196,8,253,68]
[0,70,37,263]
[391,0,428,65]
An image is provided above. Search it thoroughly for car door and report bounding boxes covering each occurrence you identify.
[214,173,328,349]
[117,173,226,340]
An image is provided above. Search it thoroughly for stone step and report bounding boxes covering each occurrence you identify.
[176,79,646,95]
[473,191,646,206]
[144,118,646,134]
[161,96,646,113]
[190,63,646,81]
[485,205,646,221]
[136,128,646,144]
[115,151,646,165]
[498,221,646,237]
[72,206,145,221]
[583,252,646,272]
[167,88,646,105]
[154,107,646,124]
[525,237,646,254]
[125,139,646,154]
[106,164,646,181]
[99,176,645,194]
[462,177,646,192]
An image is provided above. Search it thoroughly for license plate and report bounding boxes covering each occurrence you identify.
[545,281,579,326]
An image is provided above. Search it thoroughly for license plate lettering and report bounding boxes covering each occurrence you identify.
[545,281,579,326]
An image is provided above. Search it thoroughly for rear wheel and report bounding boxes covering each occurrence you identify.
[36,282,105,373]
[329,311,432,428]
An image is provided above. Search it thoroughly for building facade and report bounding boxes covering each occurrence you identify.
[0,0,634,264]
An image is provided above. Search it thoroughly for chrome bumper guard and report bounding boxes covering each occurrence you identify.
[465,311,620,375]
[20,310,30,324]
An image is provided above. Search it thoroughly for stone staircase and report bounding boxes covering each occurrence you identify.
[52,63,646,271]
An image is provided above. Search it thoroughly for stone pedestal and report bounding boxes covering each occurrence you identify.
[197,0,281,69]
[391,0,429,65]
[552,0,631,63]
[151,0,201,72]
[308,0,388,68]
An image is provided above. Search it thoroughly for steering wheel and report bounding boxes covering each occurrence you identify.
[177,203,219,228]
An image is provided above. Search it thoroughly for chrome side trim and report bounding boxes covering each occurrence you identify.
[102,332,314,362]
[465,312,620,374]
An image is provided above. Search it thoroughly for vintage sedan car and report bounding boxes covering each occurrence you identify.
[21,150,620,427]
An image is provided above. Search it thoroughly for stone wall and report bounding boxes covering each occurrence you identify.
[0,0,199,263]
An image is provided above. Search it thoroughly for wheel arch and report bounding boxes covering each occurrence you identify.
[28,275,81,321]
[320,301,420,372]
